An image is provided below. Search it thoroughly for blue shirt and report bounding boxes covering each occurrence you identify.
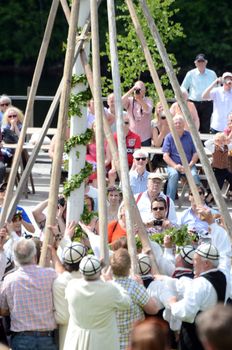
[129,169,150,194]
[162,131,196,164]
[181,68,217,101]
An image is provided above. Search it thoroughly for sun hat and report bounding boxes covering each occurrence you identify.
[63,242,86,264]
[147,173,164,181]
[180,245,195,265]
[138,253,152,275]
[195,243,219,261]
[79,255,101,276]
[222,72,232,80]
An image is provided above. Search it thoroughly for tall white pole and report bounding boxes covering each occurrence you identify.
[66,0,90,223]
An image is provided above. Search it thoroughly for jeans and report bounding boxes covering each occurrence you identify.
[11,334,58,350]
[166,165,201,200]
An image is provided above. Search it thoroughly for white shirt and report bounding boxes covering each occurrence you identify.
[135,190,177,225]
[209,86,232,131]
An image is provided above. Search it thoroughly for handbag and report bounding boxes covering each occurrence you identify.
[2,128,19,144]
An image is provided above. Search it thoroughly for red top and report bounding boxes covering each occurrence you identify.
[108,220,126,243]
[113,130,141,167]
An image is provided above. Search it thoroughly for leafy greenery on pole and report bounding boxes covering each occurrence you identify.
[101,0,184,100]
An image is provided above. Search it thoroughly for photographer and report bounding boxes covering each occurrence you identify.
[202,71,232,133]
[122,80,153,146]
[146,196,173,234]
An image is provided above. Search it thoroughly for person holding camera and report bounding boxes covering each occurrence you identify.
[202,71,232,133]
[146,196,173,234]
[122,80,153,146]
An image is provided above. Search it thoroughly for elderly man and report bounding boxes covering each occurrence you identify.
[162,114,201,201]
[0,94,12,126]
[0,238,57,350]
[129,149,150,194]
[135,173,177,225]
[181,54,217,132]
[122,80,153,146]
[202,71,232,133]
[64,255,131,350]
[168,243,228,350]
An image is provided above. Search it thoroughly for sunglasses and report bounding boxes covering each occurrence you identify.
[189,191,203,196]
[152,206,165,211]
[8,114,17,119]
[0,103,9,107]
[135,157,146,161]
[124,121,129,125]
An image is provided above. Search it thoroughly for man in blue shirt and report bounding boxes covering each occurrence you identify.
[162,115,200,200]
[129,149,150,194]
[181,54,217,133]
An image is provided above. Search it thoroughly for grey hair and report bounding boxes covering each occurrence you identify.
[0,94,12,104]
[13,238,37,266]
[201,256,219,268]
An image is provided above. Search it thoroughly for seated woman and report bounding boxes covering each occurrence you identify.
[170,89,200,131]
[107,186,122,223]
[1,106,24,165]
[108,204,127,244]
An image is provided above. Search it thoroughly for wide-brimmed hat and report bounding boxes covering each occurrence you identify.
[147,173,164,181]
[79,255,101,276]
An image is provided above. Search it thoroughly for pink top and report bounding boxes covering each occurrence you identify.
[124,96,153,142]
[0,264,57,331]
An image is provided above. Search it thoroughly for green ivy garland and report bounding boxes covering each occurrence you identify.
[69,74,92,118]
[63,162,93,197]
[64,128,93,154]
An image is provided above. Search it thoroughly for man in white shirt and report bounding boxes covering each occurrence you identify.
[202,71,232,133]
[181,54,217,133]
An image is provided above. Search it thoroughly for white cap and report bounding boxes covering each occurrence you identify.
[79,255,101,276]
[222,72,232,80]
[63,242,86,264]
[138,253,152,275]
[133,149,148,159]
[147,173,164,181]
[195,243,219,261]
[180,245,195,265]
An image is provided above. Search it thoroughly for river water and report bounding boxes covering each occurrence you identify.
[1,71,62,127]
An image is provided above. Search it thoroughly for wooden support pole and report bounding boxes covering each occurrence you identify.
[6,11,97,222]
[139,0,232,237]
[0,0,60,227]
[90,0,109,265]
[125,0,202,208]
[107,0,138,273]
[39,0,80,266]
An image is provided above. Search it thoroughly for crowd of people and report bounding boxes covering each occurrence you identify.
[0,52,232,350]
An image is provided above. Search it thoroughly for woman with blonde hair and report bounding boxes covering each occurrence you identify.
[2,106,24,164]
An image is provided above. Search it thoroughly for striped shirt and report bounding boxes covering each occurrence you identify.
[0,264,57,332]
[113,277,149,350]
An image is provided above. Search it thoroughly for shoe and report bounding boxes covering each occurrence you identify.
[205,192,214,206]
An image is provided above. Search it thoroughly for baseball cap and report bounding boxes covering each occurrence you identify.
[147,173,164,181]
[180,245,195,265]
[63,242,86,264]
[195,54,207,62]
[195,243,219,261]
[138,253,152,275]
[222,72,232,80]
[133,149,148,159]
[79,255,101,276]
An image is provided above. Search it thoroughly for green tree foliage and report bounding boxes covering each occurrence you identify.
[168,0,232,78]
[0,0,67,66]
[100,0,184,100]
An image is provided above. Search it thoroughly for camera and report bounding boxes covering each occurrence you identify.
[58,197,65,207]
[135,88,141,95]
[153,219,163,226]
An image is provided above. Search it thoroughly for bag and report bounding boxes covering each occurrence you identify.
[2,129,19,144]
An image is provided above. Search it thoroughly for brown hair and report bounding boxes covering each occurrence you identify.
[110,248,131,277]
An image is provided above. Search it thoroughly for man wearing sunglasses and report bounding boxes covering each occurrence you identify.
[129,149,150,194]
[202,71,232,133]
